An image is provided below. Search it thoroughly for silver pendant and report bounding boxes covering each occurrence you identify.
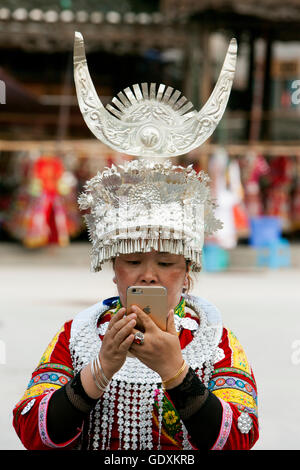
[237,411,253,434]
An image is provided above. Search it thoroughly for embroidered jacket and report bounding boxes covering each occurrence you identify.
[13,296,259,450]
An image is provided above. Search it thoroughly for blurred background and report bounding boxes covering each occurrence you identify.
[0,0,300,450]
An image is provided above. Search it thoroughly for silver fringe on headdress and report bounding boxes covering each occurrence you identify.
[78,159,223,271]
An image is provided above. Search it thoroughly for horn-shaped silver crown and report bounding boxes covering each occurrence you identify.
[73,32,237,157]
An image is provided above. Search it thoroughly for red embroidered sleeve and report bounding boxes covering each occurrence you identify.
[209,327,259,450]
[158,316,259,450]
[12,320,80,450]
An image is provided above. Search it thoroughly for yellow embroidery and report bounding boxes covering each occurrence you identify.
[152,412,181,449]
[20,383,60,401]
[228,330,251,374]
[213,388,257,412]
[38,326,64,366]
[164,410,178,425]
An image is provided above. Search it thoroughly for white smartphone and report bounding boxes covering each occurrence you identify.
[126,285,168,331]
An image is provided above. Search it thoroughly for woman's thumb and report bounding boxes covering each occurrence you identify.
[166,309,177,335]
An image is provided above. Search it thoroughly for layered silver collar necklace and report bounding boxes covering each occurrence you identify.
[70,295,224,450]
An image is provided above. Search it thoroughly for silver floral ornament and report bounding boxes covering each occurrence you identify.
[237,411,253,434]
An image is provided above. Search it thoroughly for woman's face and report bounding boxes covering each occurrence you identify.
[113,251,189,312]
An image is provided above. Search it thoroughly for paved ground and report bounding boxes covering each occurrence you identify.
[0,242,300,450]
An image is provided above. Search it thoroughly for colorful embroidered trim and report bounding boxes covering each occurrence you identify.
[153,388,182,446]
[236,403,258,417]
[208,376,257,403]
[114,298,123,314]
[34,362,74,377]
[174,297,185,318]
[27,372,70,389]
[20,371,71,401]
[211,398,232,450]
[21,382,61,401]
[213,367,256,385]
[152,412,182,449]
[212,388,257,413]
[39,390,82,448]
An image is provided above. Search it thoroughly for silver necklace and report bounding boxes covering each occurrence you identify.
[70,295,222,450]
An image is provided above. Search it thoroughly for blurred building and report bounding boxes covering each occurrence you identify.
[0,0,300,246]
[0,1,300,141]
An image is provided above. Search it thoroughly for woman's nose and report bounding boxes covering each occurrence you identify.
[138,265,158,284]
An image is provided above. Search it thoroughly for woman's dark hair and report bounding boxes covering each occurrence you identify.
[184,259,193,294]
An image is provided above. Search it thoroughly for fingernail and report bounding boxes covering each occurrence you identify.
[128,313,137,319]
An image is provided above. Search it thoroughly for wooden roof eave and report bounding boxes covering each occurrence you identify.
[0,10,188,52]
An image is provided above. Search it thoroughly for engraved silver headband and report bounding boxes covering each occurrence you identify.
[73,31,237,158]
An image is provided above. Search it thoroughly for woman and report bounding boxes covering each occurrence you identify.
[13,160,259,450]
[14,34,258,450]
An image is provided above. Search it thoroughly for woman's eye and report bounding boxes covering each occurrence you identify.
[127,260,140,265]
[159,262,173,267]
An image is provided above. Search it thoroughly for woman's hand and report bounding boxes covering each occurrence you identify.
[81,308,136,400]
[128,305,185,382]
[100,307,137,379]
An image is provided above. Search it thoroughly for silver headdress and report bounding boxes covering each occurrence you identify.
[74,32,237,158]
[74,32,237,270]
[78,159,222,272]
